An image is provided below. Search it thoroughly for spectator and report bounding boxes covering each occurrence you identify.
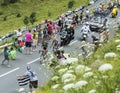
[9,47,16,60]
[48,22,53,39]
[25,30,33,55]
[16,28,23,43]
[85,9,90,21]
[17,66,38,93]
[32,32,37,51]
[1,46,11,67]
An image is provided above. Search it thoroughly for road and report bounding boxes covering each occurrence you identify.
[0,0,120,93]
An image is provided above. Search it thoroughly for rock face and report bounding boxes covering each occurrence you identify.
[104,52,117,58]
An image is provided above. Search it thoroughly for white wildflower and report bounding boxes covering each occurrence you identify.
[62,73,76,83]
[59,58,78,65]
[96,80,101,85]
[98,63,113,72]
[75,65,91,75]
[58,68,68,75]
[63,83,74,91]
[83,72,93,78]
[74,80,88,90]
[66,70,74,73]
[102,75,108,79]
[51,84,60,90]
[55,65,61,69]
[64,77,76,84]
[51,76,59,81]
[85,67,92,72]
[88,89,96,93]
[75,65,85,75]
[104,52,117,58]
[69,66,73,69]
[116,44,120,51]
[93,76,97,79]
[115,39,120,43]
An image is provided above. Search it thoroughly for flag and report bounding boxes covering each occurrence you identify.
[17,75,30,86]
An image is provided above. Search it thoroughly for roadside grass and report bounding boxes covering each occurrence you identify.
[0,0,88,35]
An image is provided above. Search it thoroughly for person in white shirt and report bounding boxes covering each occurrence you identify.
[17,66,38,93]
[16,28,23,42]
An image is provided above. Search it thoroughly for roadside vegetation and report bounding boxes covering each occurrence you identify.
[0,0,88,35]
[36,26,120,93]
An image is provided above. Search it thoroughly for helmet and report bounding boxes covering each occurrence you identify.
[85,22,89,25]
[81,41,86,45]
[27,65,31,71]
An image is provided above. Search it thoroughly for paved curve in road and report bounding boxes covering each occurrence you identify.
[0,0,119,93]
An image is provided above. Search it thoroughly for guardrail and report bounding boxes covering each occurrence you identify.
[0,43,13,55]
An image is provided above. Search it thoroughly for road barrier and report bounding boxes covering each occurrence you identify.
[0,43,12,55]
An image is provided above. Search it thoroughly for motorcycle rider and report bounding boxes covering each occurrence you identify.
[111,6,118,17]
[80,22,91,40]
[66,25,75,42]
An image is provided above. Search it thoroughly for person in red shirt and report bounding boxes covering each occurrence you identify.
[48,22,53,39]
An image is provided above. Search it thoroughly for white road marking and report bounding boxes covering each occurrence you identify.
[27,58,40,65]
[0,67,20,78]
[69,40,78,46]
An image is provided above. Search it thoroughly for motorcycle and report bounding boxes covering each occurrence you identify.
[82,31,88,41]
[60,30,68,46]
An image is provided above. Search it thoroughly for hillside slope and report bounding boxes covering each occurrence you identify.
[0,0,88,35]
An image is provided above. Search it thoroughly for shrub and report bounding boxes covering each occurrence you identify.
[68,0,75,9]
[1,0,9,6]
[30,12,36,25]
[16,13,21,17]
[3,16,7,21]
[23,16,29,26]
[0,12,3,15]
[9,0,19,3]
[30,12,36,19]
[48,11,52,17]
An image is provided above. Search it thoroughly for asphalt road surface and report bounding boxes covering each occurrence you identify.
[0,0,120,93]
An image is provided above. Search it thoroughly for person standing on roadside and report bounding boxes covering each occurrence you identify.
[16,28,23,43]
[17,66,38,93]
[48,22,53,40]
[1,46,11,67]
[85,9,90,21]
[25,30,33,55]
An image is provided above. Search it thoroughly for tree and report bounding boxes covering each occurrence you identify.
[68,0,75,9]
[23,16,29,30]
[29,12,36,25]
[9,0,19,3]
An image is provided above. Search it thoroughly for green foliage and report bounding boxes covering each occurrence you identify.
[1,0,9,6]
[16,13,21,17]
[23,16,29,26]
[3,16,7,21]
[0,12,3,15]
[48,11,52,17]
[30,12,36,18]
[68,0,75,9]
[9,0,19,3]
[29,12,36,25]
[0,0,88,35]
